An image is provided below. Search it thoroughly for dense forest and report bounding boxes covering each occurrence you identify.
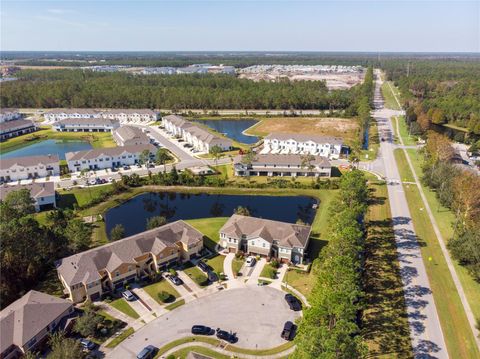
[0,70,356,110]
[384,61,480,141]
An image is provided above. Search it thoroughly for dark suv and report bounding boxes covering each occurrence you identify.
[191,325,213,335]
[281,321,296,340]
[284,294,302,311]
[216,329,237,343]
[197,260,210,272]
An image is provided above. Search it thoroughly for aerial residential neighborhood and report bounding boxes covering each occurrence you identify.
[1,2,479,359]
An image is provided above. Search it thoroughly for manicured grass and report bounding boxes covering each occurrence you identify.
[390,117,400,144]
[169,346,231,359]
[183,264,208,287]
[58,184,115,209]
[204,255,226,274]
[185,217,229,251]
[381,81,401,110]
[283,268,315,299]
[105,327,134,348]
[165,299,185,311]
[260,263,278,279]
[396,154,480,358]
[393,149,415,183]
[396,116,417,146]
[143,279,180,305]
[0,126,116,154]
[232,258,244,276]
[109,298,140,319]
[362,182,413,357]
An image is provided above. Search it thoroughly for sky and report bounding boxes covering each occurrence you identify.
[1,1,479,52]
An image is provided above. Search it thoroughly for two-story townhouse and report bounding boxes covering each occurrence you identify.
[0,119,37,141]
[234,153,331,178]
[101,109,158,124]
[43,109,101,123]
[52,118,120,133]
[0,155,60,182]
[56,221,204,303]
[113,126,151,146]
[219,214,311,264]
[0,182,56,211]
[65,144,156,172]
[0,108,22,123]
[0,291,75,359]
[264,133,343,159]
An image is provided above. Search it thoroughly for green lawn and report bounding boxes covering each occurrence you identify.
[260,263,278,279]
[360,121,380,162]
[232,258,244,276]
[0,126,116,154]
[396,116,417,146]
[182,263,209,287]
[205,254,225,274]
[109,298,140,319]
[105,327,134,348]
[396,151,480,358]
[381,81,401,110]
[143,279,180,305]
[362,182,413,357]
[169,346,231,359]
[165,299,185,311]
[390,117,400,144]
[185,217,229,251]
[283,268,315,299]
[58,184,115,209]
[393,149,415,183]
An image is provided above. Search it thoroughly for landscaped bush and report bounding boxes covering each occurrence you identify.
[194,274,209,287]
[263,265,277,279]
[157,291,174,303]
[270,259,280,269]
[169,268,178,276]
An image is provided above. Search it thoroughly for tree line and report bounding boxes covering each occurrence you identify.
[293,170,369,358]
[421,132,480,282]
[0,69,355,110]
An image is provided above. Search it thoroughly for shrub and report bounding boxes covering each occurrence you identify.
[169,268,177,276]
[270,259,280,269]
[264,266,277,279]
[157,291,174,303]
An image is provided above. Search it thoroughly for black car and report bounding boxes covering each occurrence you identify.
[281,321,296,340]
[284,294,302,311]
[80,339,96,351]
[216,329,237,343]
[136,345,157,359]
[197,260,210,272]
[168,275,183,286]
[191,325,213,335]
[207,271,219,283]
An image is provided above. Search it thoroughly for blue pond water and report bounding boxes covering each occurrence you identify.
[2,139,92,160]
[194,119,260,144]
[105,192,317,238]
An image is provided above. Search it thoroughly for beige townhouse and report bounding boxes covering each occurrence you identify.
[56,221,204,303]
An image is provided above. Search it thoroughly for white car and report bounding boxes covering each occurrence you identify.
[246,256,256,267]
[88,179,96,186]
[107,177,114,183]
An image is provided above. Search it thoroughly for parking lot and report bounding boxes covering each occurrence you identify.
[108,286,301,358]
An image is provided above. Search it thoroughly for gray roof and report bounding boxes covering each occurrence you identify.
[0,119,35,132]
[238,153,331,167]
[164,115,232,146]
[54,118,119,127]
[45,108,100,115]
[220,214,311,249]
[0,291,72,353]
[56,221,203,287]
[102,109,157,116]
[265,132,343,145]
[0,108,19,115]
[163,114,187,126]
[113,126,149,142]
[0,155,59,170]
[65,144,156,161]
[0,182,55,201]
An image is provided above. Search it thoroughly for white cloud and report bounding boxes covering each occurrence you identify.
[47,9,73,15]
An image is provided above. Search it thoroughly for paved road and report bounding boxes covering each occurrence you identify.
[373,71,448,358]
[107,286,300,358]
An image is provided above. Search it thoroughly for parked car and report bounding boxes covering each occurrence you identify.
[123,165,130,170]
[147,163,155,168]
[284,294,302,311]
[107,177,114,183]
[80,339,95,351]
[136,345,157,359]
[88,179,96,186]
[191,325,213,335]
[168,275,183,286]
[122,290,136,301]
[281,321,295,340]
[197,260,210,272]
[245,256,256,267]
[208,271,219,282]
[100,178,107,184]
[216,329,237,343]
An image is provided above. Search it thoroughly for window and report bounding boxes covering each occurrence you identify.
[115,271,120,277]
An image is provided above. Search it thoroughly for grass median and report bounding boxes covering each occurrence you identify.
[109,298,140,319]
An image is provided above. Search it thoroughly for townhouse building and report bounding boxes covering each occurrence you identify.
[163,115,232,152]
[0,155,60,182]
[263,133,343,159]
[0,291,75,359]
[0,108,22,123]
[113,126,150,146]
[101,109,159,124]
[65,144,156,172]
[56,221,204,303]
[219,214,311,264]
[0,119,37,141]
[52,118,120,133]
[234,153,331,178]
[43,109,100,123]
[0,182,56,211]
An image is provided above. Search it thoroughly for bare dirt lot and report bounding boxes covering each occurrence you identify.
[246,117,359,144]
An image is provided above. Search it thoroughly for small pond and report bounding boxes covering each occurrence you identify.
[2,139,93,160]
[194,119,260,144]
[105,192,317,238]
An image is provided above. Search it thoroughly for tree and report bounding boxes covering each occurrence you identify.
[300,154,316,174]
[110,224,125,241]
[156,148,172,172]
[234,206,251,216]
[146,216,167,230]
[0,189,36,222]
[138,149,151,166]
[209,145,223,165]
[241,150,257,167]
[65,218,92,252]
[74,306,102,337]
[47,331,84,359]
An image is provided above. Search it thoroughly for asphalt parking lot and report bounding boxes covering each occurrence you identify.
[108,286,301,358]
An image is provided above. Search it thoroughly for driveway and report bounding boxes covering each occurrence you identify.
[107,286,300,358]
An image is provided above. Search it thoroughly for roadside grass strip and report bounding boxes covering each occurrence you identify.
[109,298,140,319]
[165,299,185,311]
[393,149,415,183]
[105,327,134,348]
